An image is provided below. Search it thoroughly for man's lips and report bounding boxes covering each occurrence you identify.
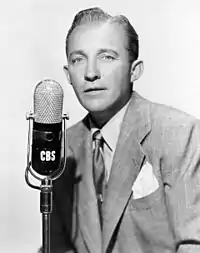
[84,87,106,92]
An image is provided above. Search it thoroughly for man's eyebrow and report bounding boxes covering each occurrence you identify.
[98,48,119,56]
[69,50,86,58]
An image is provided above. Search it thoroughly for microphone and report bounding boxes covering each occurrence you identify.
[25,79,69,253]
[31,79,64,176]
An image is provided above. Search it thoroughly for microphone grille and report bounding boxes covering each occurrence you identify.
[34,79,63,124]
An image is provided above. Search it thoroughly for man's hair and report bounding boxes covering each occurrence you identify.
[65,7,139,62]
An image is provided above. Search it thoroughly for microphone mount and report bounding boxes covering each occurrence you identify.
[25,111,69,253]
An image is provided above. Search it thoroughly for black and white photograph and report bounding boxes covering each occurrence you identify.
[1,0,200,252]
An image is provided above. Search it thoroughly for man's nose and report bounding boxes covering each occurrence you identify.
[84,61,101,82]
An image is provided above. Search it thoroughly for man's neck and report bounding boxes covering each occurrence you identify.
[89,94,132,128]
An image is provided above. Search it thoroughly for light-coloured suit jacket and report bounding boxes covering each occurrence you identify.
[50,92,200,253]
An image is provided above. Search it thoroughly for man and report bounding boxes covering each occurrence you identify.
[49,7,200,253]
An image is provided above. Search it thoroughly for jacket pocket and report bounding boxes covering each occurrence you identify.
[129,185,175,249]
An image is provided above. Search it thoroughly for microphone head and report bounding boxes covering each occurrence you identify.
[34,79,63,124]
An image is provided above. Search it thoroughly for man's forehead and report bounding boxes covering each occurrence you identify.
[68,22,127,52]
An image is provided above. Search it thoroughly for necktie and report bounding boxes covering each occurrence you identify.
[93,130,105,228]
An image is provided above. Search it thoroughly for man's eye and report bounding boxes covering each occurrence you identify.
[71,57,83,64]
[101,55,115,61]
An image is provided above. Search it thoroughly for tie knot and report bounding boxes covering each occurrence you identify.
[93,130,103,146]
[93,129,102,140]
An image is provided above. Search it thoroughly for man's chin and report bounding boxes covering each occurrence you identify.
[82,102,108,114]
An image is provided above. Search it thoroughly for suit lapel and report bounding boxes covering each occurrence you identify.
[103,92,152,251]
[76,118,102,253]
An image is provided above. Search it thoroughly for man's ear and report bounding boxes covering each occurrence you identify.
[63,65,71,85]
[130,60,144,83]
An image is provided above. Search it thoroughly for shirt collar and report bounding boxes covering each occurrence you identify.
[90,99,131,151]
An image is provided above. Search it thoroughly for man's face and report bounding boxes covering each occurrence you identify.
[66,22,132,121]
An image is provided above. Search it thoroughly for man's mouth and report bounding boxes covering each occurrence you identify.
[85,87,106,93]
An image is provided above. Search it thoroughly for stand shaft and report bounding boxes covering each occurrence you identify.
[42,213,50,253]
[40,179,52,253]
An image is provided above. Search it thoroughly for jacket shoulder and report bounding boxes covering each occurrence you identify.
[66,115,89,146]
[146,99,200,154]
[148,99,198,128]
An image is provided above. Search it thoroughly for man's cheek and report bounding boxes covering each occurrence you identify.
[70,76,82,88]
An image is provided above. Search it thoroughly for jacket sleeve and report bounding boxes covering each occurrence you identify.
[163,119,200,252]
[37,175,77,253]
[48,149,78,253]
[50,192,76,253]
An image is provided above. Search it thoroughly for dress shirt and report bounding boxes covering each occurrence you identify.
[90,99,131,182]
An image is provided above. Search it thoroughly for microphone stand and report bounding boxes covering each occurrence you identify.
[25,112,69,253]
[41,178,52,253]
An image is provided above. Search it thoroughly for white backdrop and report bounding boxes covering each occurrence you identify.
[1,0,200,252]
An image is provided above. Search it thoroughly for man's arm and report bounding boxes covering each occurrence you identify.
[164,119,200,252]
[36,150,78,253]
[36,193,76,253]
